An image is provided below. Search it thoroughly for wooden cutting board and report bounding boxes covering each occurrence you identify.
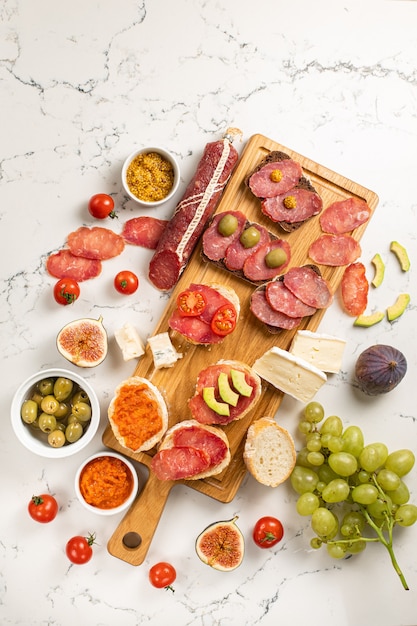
[103,133,379,565]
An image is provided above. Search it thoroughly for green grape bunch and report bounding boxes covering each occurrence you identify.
[291,401,417,590]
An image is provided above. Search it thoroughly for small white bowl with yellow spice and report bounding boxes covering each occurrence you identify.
[122,147,180,206]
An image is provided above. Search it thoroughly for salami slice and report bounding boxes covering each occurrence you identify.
[283,266,333,309]
[173,424,228,466]
[67,226,125,260]
[261,188,323,224]
[319,197,371,234]
[46,249,102,281]
[224,224,270,271]
[242,239,291,282]
[149,136,239,290]
[168,310,223,344]
[341,262,368,316]
[248,159,302,198]
[202,211,247,261]
[308,234,361,267]
[250,289,303,330]
[151,447,211,481]
[265,280,317,318]
[122,216,168,249]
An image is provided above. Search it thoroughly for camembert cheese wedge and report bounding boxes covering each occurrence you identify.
[289,330,346,374]
[252,346,327,403]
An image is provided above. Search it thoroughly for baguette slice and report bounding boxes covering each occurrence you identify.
[243,417,296,487]
[108,376,168,453]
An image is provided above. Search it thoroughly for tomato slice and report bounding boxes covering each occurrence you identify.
[210,304,237,336]
[177,290,207,316]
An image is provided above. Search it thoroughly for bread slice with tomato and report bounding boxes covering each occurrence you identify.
[168,282,240,345]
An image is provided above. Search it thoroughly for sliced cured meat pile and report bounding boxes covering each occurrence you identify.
[308,234,361,267]
[246,151,323,232]
[250,265,333,332]
[150,420,231,481]
[149,134,239,291]
[319,197,371,234]
[46,250,102,282]
[202,210,291,285]
[122,216,168,249]
[341,262,368,316]
[188,361,262,426]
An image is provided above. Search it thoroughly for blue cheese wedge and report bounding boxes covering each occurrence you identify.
[289,330,346,373]
[114,323,145,361]
[148,332,183,369]
[252,346,327,403]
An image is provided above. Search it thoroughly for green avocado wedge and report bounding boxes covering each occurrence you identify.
[202,387,230,416]
[390,241,410,272]
[371,253,385,287]
[218,372,240,407]
[387,293,410,322]
[230,369,253,397]
[354,311,385,327]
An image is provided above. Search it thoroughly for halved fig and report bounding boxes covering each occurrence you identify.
[195,516,244,571]
[57,316,108,367]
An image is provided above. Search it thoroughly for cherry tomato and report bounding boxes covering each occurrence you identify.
[210,303,237,336]
[66,533,96,564]
[149,562,176,591]
[28,494,58,523]
[53,278,80,305]
[253,516,284,548]
[114,270,139,295]
[88,193,116,219]
[176,290,207,316]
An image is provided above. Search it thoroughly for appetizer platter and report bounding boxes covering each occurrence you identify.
[103,133,379,565]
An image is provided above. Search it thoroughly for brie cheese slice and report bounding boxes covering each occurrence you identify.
[289,330,346,373]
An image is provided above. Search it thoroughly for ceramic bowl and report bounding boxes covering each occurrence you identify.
[121,146,180,206]
[74,451,138,516]
[10,368,100,458]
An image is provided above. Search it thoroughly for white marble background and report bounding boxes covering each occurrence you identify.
[1,0,416,624]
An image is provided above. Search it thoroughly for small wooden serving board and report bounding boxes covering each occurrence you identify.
[103,133,379,565]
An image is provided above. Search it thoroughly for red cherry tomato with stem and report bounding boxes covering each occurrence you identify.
[176,290,207,316]
[114,270,139,295]
[66,533,96,564]
[210,303,237,336]
[88,193,117,219]
[253,516,284,548]
[53,278,80,305]
[149,562,176,591]
[28,494,58,523]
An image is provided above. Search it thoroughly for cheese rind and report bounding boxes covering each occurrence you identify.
[289,330,346,373]
[252,346,327,403]
[148,332,183,369]
[114,323,145,361]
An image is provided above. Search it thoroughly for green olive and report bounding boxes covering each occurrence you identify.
[31,390,44,407]
[71,390,90,406]
[265,248,288,268]
[54,402,71,419]
[38,378,54,396]
[218,214,239,237]
[48,429,66,448]
[53,377,74,402]
[55,422,67,433]
[67,414,80,425]
[38,413,57,434]
[40,395,59,415]
[71,402,92,422]
[21,400,39,424]
[66,421,83,443]
[240,226,261,249]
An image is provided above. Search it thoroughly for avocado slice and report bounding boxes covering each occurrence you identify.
[371,253,385,288]
[218,372,240,407]
[354,311,385,327]
[202,387,230,416]
[390,241,410,272]
[387,293,410,322]
[230,369,253,397]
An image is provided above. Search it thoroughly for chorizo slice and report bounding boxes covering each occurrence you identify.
[250,289,303,330]
[122,216,168,249]
[341,262,368,316]
[283,266,333,309]
[67,226,125,260]
[46,249,102,281]
[308,234,361,267]
[319,197,371,234]
[265,279,317,318]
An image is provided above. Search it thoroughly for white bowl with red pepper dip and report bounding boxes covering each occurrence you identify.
[75,451,139,516]
[121,146,180,206]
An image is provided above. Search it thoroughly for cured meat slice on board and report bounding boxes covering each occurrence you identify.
[319,197,371,234]
[151,447,211,481]
[224,223,270,271]
[173,423,229,466]
[308,234,361,267]
[247,155,303,198]
[265,279,317,318]
[250,288,303,331]
[202,210,247,261]
[340,262,368,316]
[261,187,323,225]
[67,226,125,260]
[122,217,168,249]
[46,249,102,281]
[242,239,291,282]
[283,266,333,309]
[149,133,239,291]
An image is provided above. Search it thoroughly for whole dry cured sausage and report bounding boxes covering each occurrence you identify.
[283,266,333,309]
[202,211,247,262]
[341,262,368,316]
[46,249,102,281]
[67,226,125,260]
[250,288,303,331]
[261,187,323,225]
[122,216,168,249]
[308,234,361,267]
[319,197,370,234]
[148,133,239,290]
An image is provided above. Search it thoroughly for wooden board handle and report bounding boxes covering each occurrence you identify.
[107,473,173,566]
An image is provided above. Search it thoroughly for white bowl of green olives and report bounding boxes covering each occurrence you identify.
[11,368,100,458]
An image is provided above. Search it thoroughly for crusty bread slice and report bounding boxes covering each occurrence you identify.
[155,419,231,480]
[108,376,168,453]
[243,417,296,487]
